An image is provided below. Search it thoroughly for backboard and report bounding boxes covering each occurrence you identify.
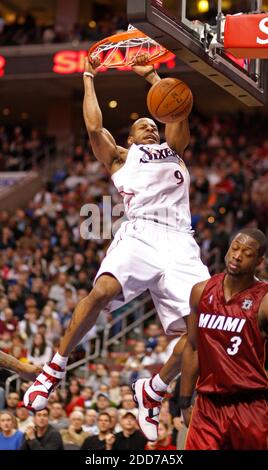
[127,0,267,106]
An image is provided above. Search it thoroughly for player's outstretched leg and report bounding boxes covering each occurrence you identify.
[23,275,121,410]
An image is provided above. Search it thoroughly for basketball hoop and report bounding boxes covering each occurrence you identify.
[88,25,174,68]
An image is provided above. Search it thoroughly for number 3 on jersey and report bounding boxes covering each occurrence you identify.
[227,336,242,356]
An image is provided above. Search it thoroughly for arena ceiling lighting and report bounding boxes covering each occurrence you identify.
[108,100,118,109]
[197,1,209,13]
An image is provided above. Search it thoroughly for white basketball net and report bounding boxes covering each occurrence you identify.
[90,25,171,68]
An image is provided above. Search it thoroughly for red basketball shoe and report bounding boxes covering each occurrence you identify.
[23,362,65,411]
[132,377,165,441]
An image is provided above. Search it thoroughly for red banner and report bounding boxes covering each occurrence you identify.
[224,13,268,58]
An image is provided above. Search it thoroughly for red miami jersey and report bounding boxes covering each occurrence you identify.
[196,273,268,394]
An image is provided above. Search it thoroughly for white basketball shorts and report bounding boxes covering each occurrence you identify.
[95,219,210,334]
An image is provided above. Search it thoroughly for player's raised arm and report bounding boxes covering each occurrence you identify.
[165,118,190,155]
[132,55,190,155]
[132,58,161,86]
[83,57,118,172]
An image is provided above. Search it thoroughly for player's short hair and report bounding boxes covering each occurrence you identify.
[128,119,143,137]
[235,228,268,257]
[128,117,157,137]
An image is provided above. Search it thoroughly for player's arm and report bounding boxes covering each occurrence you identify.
[179,280,207,426]
[165,119,190,155]
[132,56,190,155]
[132,57,161,86]
[0,351,41,380]
[83,57,119,172]
[258,292,268,338]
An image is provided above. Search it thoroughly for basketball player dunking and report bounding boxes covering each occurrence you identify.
[24,55,209,441]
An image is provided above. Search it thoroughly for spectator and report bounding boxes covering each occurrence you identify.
[104,431,116,450]
[119,384,132,397]
[90,392,115,413]
[65,378,85,416]
[145,322,162,352]
[39,305,62,343]
[81,412,112,450]
[0,330,12,351]
[145,421,177,450]
[20,408,63,450]
[60,410,89,449]
[48,273,76,311]
[124,341,154,369]
[112,412,147,450]
[42,27,55,43]
[150,335,170,364]
[0,227,16,251]
[27,332,52,366]
[49,402,69,431]
[118,393,138,420]
[158,398,173,429]
[8,334,28,362]
[98,384,110,395]
[16,402,34,432]
[80,386,94,409]
[5,392,20,415]
[0,307,18,337]
[106,407,121,433]
[82,409,99,435]
[122,358,151,386]
[19,307,40,348]
[0,411,24,450]
[108,371,121,406]
[47,389,63,407]
[85,363,109,392]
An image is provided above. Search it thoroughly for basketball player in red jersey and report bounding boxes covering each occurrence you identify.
[23,54,209,441]
[0,350,40,381]
[180,228,268,450]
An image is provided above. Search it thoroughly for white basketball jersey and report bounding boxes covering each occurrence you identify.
[112,142,192,232]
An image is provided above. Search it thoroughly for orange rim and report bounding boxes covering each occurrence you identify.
[88,29,149,55]
[88,28,174,66]
[148,50,174,64]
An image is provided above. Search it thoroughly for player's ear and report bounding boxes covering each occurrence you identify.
[256,255,264,268]
[127,135,134,146]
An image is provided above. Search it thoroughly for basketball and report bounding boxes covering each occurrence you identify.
[147,77,193,124]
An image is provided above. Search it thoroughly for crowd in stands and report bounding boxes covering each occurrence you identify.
[0,333,184,450]
[0,9,128,46]
[0,124,54,171]
[0,110,268,449]
[0,2,252,47]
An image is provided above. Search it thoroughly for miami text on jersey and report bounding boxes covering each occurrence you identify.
[199,313,246,333]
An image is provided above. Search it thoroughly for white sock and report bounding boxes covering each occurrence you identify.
[151,374,168,392]
[52,352,68,369]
